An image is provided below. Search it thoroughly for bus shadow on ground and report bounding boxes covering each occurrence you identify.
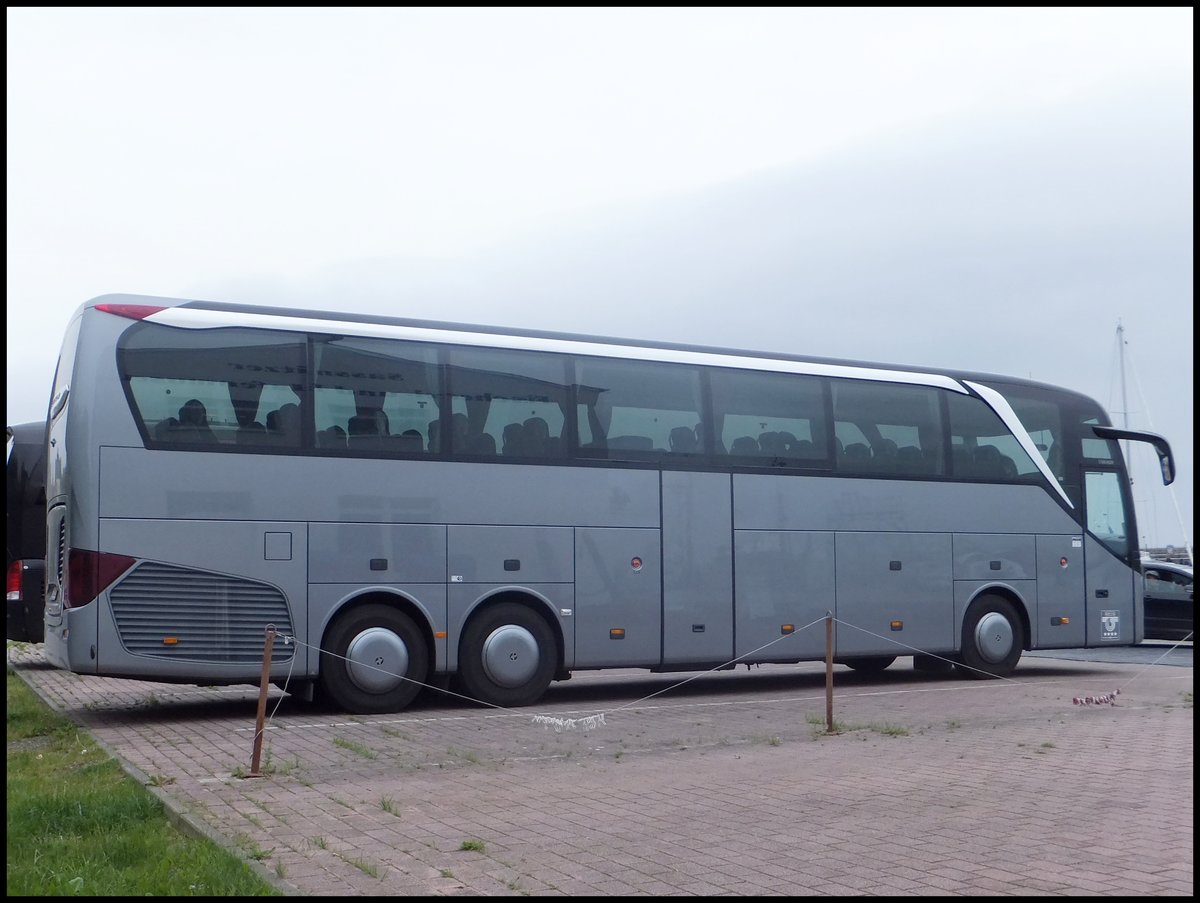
[17,656,1130,727]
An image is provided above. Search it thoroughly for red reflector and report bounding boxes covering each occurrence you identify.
[95,303,167,320]
[6,560,22,601]
[66,549,136,608]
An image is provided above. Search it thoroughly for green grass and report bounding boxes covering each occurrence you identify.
[7,666,281,896]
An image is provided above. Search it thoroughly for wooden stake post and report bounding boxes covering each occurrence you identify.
[824,614,835,733]
[248,628,277,777]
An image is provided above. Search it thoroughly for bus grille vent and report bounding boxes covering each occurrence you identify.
[57,520,66,586]
[109,562,295,663]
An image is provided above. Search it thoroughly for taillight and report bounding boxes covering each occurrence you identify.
[95,303,166,320]
[6,560,22,602]
[65,549,136,608]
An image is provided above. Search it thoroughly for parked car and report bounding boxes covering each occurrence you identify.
[1142,559,1193,642]
[6,421,46,643]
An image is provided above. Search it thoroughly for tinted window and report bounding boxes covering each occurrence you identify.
[981,382,1067,481]
[120,325,307,450]
[1079,416,1121,463]
[575,358,703,460]
[709,368,828,466]
[832,381,944,476]
[314,337,441,455]
[447,346,570,459]
[947,391,1041,482]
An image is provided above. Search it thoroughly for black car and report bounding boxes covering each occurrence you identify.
[6,421,46,643]
[1142,560,1193,642]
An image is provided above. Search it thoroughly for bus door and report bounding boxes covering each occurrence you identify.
[1082,468,1137,645]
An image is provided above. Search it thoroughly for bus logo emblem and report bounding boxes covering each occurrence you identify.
[1100,610,1120,640]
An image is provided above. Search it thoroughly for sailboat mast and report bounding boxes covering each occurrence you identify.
[1117,321,1131,468]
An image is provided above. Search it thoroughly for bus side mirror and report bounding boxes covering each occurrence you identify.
[1091,426,1176,485]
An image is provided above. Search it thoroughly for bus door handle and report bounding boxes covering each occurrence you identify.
[1095,589,1109,598]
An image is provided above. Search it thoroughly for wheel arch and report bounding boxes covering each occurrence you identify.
[962,583,1032,652]
[319,588,437,668]
[452,587,565,675]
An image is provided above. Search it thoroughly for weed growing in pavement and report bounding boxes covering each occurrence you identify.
[334,736,377,759]
[459,839,486,853]
[805,712,909,738]
[346,856,382,878]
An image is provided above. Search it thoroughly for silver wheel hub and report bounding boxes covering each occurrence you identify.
[974,611,1014,663]
[346,626,410,693]
[481,624,540,688]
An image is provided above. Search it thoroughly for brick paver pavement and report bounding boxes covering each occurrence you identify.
[8,645,1193,896]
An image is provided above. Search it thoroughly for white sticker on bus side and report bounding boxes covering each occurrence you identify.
[1100,610,1120,640]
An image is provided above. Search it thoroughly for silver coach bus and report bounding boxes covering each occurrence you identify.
[42,294,1177,714]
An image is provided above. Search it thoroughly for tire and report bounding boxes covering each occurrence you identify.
[319,603,429,714]
[838,655,897,673]
[956,594,1023,679]
[457,602,557,708]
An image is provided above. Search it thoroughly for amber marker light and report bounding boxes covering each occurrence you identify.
[890,620,904,631]
[162,637,179,645]
[609,628,626,639]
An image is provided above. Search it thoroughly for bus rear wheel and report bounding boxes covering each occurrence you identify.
[956,594,1023,679]
[458,602,557,708]
[319,603,429,714]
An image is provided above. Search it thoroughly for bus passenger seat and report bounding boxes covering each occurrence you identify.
[177,399,217,443]
[896,445,924,473]
[154,417,180,441]
[669,426,698,453]
[275,403,302,444]
[522,417,550,456]
[348,414,386,450]
[316,425,346,449]
[730,436,759,455]
[973,445,1006,478]
[502,423,524,455]
[392,429,424,453]
[842,442,871,462]
[758,432,782,455]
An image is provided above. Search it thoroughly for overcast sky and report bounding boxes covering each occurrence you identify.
[6,7,1193,552]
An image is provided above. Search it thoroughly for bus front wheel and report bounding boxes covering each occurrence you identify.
[458,602,557,708]
[319,603,429,714]
[956,594,1023,679]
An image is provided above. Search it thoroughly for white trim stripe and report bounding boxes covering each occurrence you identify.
[146,306,970,393]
